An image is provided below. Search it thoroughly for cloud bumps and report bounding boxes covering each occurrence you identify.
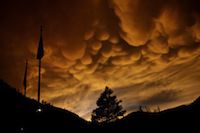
[0,0,200,120]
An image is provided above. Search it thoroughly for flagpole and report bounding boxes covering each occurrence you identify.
[38,59,41,103]
[24,60,28,96]
[24,87,26,96]
[36,25,44,103]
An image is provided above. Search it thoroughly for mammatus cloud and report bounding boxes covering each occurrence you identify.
[0,0,200,120]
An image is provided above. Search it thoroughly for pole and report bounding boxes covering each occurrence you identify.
[24,85,26,96]
[38,59,41,103]
[24,60,28,97]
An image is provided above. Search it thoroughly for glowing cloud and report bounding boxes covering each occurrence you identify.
[0,0,200,120]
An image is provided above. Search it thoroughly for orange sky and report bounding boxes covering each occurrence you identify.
[0,0,200,120]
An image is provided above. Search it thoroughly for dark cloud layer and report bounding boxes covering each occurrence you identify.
[140,90,182,105]
[0,0,200,120]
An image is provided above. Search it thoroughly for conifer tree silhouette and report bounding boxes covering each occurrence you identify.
[91,86,126,124]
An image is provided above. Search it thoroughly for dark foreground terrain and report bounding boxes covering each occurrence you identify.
[0,80,199,132]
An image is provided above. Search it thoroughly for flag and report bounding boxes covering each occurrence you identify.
[37,26,44,59]
[23,60,28,95]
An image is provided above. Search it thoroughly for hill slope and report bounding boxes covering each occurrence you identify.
[0,80,199,131]
[0,80,90,132]
[112,97,200,129]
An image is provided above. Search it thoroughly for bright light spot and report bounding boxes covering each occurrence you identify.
[36,108,42,113]
[20,127,24,131]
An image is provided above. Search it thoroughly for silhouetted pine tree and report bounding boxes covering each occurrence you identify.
[91,86,126,124]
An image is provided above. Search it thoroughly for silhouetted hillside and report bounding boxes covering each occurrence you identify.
[0,80,90,132]
[110,97,200,130]
[0,80,199,131]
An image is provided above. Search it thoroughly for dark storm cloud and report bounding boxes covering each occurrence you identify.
[140,90,182,106]
[0,0,97,86]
